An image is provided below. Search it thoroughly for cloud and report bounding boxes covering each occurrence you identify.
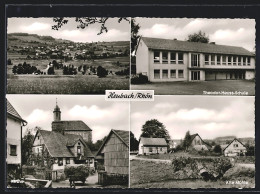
[20,22,50,32]
[25,109,52,131]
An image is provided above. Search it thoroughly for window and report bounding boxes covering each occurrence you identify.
[170,70,176,78]
[149,147,153,152]
[154,69,160,79]
[58,158,63,166]
[233,56,237,65]
[37,136,40,140]
[89,159,93,164]
[66,158,70,164]
[243,57,246,66]
[162,69,168,79]
[191,71,200,80]
[170,52,176,64]
[178,53,183,64]
[191,54,200,67]
[160,148,163,151]
[211,54,215,65]
[154,51,160,63]
[178,70,184,78]
[205,54,209,65]
[228,56,232,65]
[77,146,81,154]
[217,55,221,65]
[238,56,241,66]
[10,145,17,156]
[233,144,238,148]
[222,55,226,65]
[247,57,250,66]
[162,52,168,64]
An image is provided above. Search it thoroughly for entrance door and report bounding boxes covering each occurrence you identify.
[191,71,200,80]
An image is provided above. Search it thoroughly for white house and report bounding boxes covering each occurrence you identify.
[138,137,168,155]
[6,99,27,177]
[223,138,247,156]
[136,37,255,82]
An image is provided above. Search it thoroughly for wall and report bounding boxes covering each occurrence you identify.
[142,146,167,155]
[103,133,129,175]
[6,116,21,165]
[245,70,255,80]
[136,39,149,78]
[224,139,247,156]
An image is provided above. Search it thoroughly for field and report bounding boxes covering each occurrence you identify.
[7,56,130,94]
[131,80,255,95]
[130,158,255,188]
[7,75,129,94]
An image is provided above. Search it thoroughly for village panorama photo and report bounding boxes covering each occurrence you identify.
[6,95,129,188]
[130,96,255,188]
[131,18,255,95]
[7,17,130,94]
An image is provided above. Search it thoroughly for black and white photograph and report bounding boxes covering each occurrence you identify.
[6,95,129,188]
[131,18,255,95]
[130,96,255,188]
[7,17,130,94]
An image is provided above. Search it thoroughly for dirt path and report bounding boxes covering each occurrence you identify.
[130,155,171,163]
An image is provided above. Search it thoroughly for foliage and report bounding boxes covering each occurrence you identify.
[22,128,35,165]
[223,166,255,180]
[130,131,139,151]
[131,74,148,84]
[246,145,255,156]
[64,165,90,180]
[115,67,129,76]
[182,131,192,151]
[47,66,55,75]
[131,19,141,54]
[63,65,77,75]
[140,119,170,139]
[97,66,108,78]
[213,144,222,154]
[8,58,12,65]
[85,135,107,152]
[52,17,130,35]
[12,62,39,74]
[187,30,209,43]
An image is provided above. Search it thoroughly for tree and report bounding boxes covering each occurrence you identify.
[47,66,55,75]
[246,144,255,156]
[22,128,34,165]
[140,119,170,139]
[7,58,12,65]
[187,30,209,43]
[52,17,129,35]
[97,66,108,78]
[130,132,139,151]
[131,19,141,54]
[213,144,222,154]
[182,131,192,151]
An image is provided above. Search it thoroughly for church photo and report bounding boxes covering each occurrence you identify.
[6,95,130,188]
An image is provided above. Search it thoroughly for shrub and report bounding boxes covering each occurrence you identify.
[97,66,108,78]
[47,67,55,75]
[64,164,90,180]
[223,166,255,180]
[131,74,148,84]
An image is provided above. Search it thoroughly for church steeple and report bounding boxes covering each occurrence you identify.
[53,98,61,121]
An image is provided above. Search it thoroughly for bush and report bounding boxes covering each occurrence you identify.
[64,165,90,180]
[97,66,108,78]
[131,74,148,84]
[223,166,255,180]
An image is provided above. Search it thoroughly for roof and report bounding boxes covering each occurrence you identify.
[141,37,254,56]
[96,129,129,156]
[6,99,27,123]
[223,138,247,152]
[36,129,94,158]
[140,137,168,146]
[190,133,212,149]
[52,120,92,131]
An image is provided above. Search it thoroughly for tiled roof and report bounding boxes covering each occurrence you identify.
[52,120,92,131]
[38,130,94,158]
[6,99,27,122]
[141,37,254,56]
[140,137,168,146]
[112,129,129,146]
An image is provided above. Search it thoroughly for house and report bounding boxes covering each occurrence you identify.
[136,37,255,82]
[223,138,247,156]
[188,134,212,151]
[96,129,129,175]
[30,129,94,181]
[138,137,168,155]
[52,102,92,143]
[168,139,182,149]
[6,99,27,178]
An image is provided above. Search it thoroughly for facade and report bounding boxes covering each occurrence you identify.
[136,37,255,82]
[6,99,27,177]
[52,103,92,143]
[96,129,129,175]
[223,138,247,156]
[188,134,212,151]
[138,137,168,155]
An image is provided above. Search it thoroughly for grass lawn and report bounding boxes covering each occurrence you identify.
[130,160,255,188]
[7,74,129,94]
[131,80,255,95]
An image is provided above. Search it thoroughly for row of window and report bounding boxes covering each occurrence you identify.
[154,69,184,79]
[154,51,184,64]
[204,54,251,66]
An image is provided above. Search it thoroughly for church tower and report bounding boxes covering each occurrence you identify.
[53,98,61,121]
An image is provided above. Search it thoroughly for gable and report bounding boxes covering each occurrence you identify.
[224,139,246,151]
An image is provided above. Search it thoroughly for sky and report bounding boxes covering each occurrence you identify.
[7,95,130,143]
[7,17,130,43]
[135,18,255,52]
[131,96,255,140]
